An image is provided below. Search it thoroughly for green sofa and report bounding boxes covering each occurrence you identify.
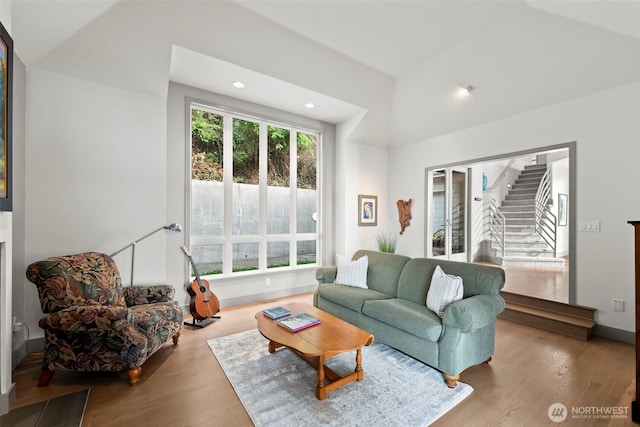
[313,249,505,387]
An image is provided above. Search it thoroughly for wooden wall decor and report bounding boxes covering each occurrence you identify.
[397,199,412,235]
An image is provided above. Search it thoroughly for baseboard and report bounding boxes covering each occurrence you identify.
[220,285,317,308]
[178,284,317,314]
[0,383,15,416]
[593,324,635,344]
[13,337,45,370]
[12,340,28,370]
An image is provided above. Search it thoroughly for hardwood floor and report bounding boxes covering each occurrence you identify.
[478,260,570,303]
[501,262,569,303]
[10,292,634,426]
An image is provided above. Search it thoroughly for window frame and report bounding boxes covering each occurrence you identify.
[187,101,321,279]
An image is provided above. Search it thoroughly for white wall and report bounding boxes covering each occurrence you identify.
[341,142,389,257]
[24,68,168,337]
[388,82,640,332]
[10,52,25,366]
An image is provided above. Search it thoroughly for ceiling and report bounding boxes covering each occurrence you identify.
[237,0,640,78]
[8,0,640,147]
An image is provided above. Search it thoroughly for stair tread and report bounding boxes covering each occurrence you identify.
[504,302,595,327]
[490,163,562,269]
[501,255,564,260]
[501,291,596,312]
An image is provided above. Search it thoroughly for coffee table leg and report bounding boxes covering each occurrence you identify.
[268,340,282,353]
[316,355,327,400]
[355,348,364,381]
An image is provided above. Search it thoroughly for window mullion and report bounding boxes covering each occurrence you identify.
[259,122,268,271]
[223,113,234,275]
[290,130,298,267]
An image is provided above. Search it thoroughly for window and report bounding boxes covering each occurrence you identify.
[189,103,319,276]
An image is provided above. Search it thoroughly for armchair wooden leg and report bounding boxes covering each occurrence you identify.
[128,367,142,385]
[172,332,180,345]
[444,372,460,389]
[37,369,54,387]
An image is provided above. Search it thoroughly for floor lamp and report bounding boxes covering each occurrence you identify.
[110,223,182,285]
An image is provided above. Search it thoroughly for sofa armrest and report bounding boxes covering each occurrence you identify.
[123,284,176,306]
[316,266,337,284]
[39,305,134,334]
[442,294,505,333]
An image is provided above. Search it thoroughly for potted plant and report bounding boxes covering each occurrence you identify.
[376,232,398,253]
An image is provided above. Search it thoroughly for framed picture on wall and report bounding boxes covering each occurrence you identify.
[558,193,568,227]
[358,194,377,226]
[0,21,12,212]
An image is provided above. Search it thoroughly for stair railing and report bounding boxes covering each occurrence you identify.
[485,159,515,191]
[488,197,506,257]
[534,167,558,257]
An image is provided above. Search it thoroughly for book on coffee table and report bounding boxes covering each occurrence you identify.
[263,306,291,319]
[277,313,321,332]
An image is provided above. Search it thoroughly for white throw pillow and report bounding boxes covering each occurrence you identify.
[426,265,464,317]
[335,255,369,288]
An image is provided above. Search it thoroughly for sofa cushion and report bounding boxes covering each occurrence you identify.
[362,298,442,342]
[335,254,368,288]
[396,259,433,305]
[352,250,411,297]
[317,283,391,312]
[397,258,505,304]
[426,265,464,317]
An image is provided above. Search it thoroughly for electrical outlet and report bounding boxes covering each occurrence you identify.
[12,318,23,332]
[265,278,271,287]
[612,299,624,312]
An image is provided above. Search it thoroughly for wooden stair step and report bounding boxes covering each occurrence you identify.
[499,292,595,340]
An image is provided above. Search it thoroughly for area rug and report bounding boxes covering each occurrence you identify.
[207,329,472,426]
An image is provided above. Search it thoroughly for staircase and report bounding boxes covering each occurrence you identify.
[500,291,596,340]
[489,164,564,267]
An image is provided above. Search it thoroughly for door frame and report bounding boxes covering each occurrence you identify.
[423,141,576,304]
[427,167,469,262]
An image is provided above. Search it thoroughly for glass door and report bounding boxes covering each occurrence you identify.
[428,168,468,261]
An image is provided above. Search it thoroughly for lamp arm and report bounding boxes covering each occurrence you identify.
[107,223,182,286]
[109,226,166,258]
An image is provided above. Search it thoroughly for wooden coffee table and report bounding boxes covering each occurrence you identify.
[255,302,374,400]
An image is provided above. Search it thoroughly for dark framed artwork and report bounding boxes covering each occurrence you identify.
[0,21,12,211]
[358,194,377,226]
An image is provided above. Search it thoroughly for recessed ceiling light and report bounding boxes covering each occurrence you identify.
[459,85,473,96]
[455,84,475,100]
[233,81,245,89]
[305,103,315,109]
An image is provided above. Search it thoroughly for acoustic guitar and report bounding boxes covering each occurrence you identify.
[181,246,220,320]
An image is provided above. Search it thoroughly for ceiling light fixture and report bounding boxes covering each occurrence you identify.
[305,103,315,109]
[455,84,475,100]
[232,81,245,89]
[459,85,474,96]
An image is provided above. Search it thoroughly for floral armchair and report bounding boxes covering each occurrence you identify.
[26,252,183,386]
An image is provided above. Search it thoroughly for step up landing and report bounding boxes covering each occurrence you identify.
[499,291,595,340]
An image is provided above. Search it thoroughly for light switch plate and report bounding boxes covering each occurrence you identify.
[579,220,600,232]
